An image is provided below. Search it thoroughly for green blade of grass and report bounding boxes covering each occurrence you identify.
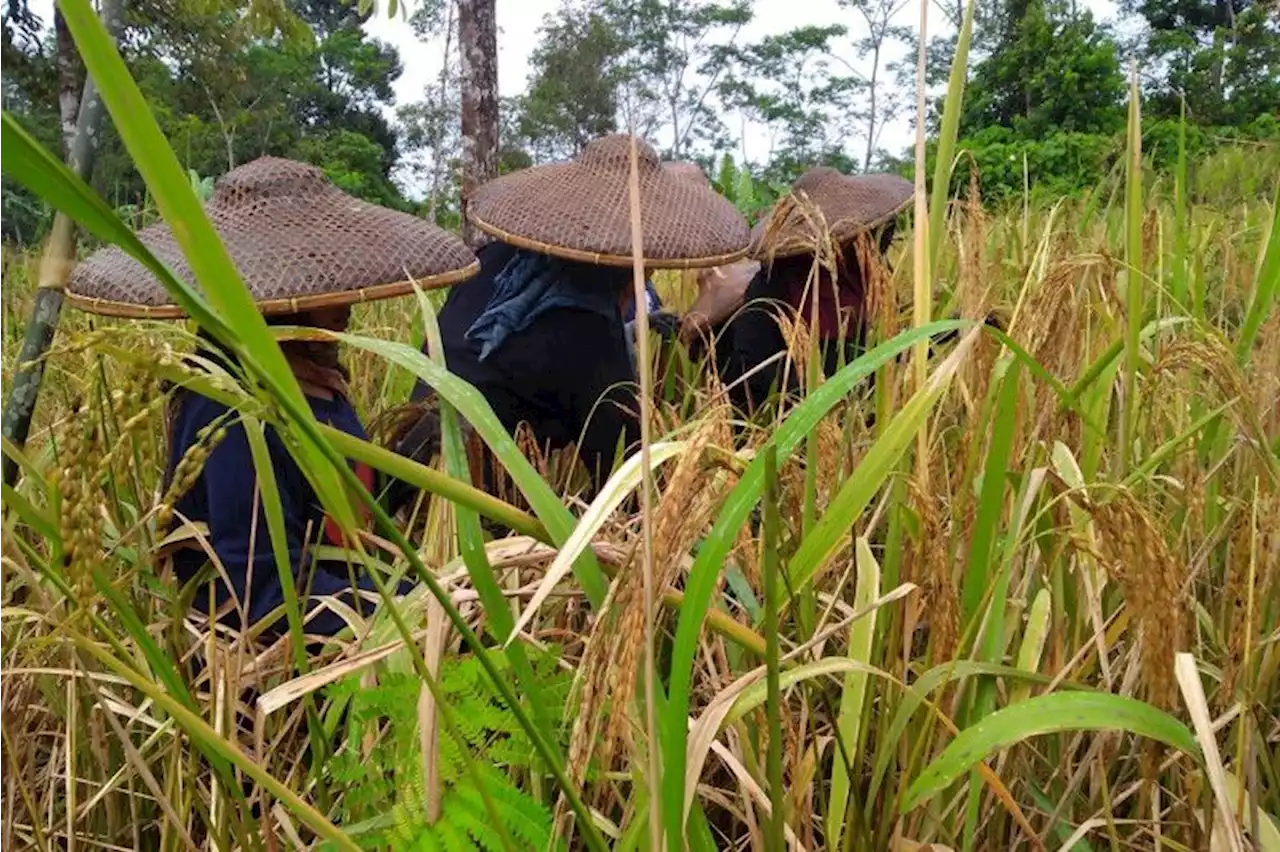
[1171,97,1190,314]
[333,332,609,607]
[1235,185,1278,367]
[660,319,965,847]
[902,692,1201,813]
[1009,588,1052,705]
[865,661,1064,817]
[243,417,311,672]
[928,0,976,275]
[786,329,977,597]
[959,357,1021,644]
[826,537,881,850]
[54,0,354,530]
[762,444,786,851]
[414,288,554,741]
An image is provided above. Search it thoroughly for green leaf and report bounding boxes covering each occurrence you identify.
[54,0,354,530]
[333,332,609,606]
[902,692,1201,812]
[413,287,554,740]
[928,0,976,274]
[661,320,967,848]
[785,330,977,596]
[826,537,881,850]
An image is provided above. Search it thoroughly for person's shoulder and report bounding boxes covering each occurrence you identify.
[173,390,233,428]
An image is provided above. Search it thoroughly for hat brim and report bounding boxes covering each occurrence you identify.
[64,264,480,319]
[471,214,747,270]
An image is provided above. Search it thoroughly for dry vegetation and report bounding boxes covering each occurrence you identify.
[1,9,1278,848]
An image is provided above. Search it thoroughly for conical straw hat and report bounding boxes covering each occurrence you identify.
[751,168,914,260]
[67,157,479,318]
[468,135,749,269]
[663,160,711,187]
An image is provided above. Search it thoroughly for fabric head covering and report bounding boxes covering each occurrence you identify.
[466,249,626,361]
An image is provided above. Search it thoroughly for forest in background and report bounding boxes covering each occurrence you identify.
[2,0,1277,244]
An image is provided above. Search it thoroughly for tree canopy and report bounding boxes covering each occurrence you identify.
[2,0,1275,243]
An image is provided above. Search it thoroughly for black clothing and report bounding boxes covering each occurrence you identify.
[412,241,641,484]
[716,268,863,414]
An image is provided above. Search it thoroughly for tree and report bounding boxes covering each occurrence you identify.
[601,0,752,157]
[519,5,623,161]
[458,0,497,245]
[838,0,912,170]
[960,0,1126,138]
[398,0,460,221]
[1121,0,1279,125]
[719,25,862,184]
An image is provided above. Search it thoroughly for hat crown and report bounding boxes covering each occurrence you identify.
[793,167,843,195]
[580,134,661,173]
[213,157,330,207]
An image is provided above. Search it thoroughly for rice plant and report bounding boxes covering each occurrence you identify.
[1,0,1277,849]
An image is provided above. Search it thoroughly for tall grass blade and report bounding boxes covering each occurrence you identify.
[1171,97,1190,314]
[902,692,1201,813]
[54,0,354,529]
[911,0,932,485]
[761,445,786,852]
[1121,61,1144,472]
[826,537,881,849]
[333,332,609,605]
[786,329,977,595]
[414,289,554,739]
[660,320,963,844]
[959,357,1020,644]
[1009,588,1051,705]
[1235,186,1278,367]
[928,0,976,275]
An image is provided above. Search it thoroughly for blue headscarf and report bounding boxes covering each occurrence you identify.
[466,249,625,361]
[623,280,663,323]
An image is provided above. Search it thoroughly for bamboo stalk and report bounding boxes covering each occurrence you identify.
[1,0,123,488]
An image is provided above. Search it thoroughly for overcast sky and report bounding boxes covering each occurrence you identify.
[28,0,1119,176]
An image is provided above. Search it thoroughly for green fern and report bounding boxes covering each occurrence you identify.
[322,649,570,851]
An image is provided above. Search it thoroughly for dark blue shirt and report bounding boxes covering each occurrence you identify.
[168,390,408,637]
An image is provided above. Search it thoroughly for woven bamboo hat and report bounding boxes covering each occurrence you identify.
[468,135,749,269]
[663,160,711,187]
[67,157,480,319]
[751,168,914,260]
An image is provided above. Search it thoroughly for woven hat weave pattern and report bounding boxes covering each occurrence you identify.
[469,135,749,269]
[67,157,479,318]
[751,168,914,259]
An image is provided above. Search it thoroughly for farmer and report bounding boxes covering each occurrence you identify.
[65,157,479,638]
[719,168,914,413]
[393,136,750,491]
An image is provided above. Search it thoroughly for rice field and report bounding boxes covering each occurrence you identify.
[1,5,1278,851]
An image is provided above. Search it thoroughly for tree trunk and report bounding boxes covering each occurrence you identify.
[54,8,85,155]
[2,0,122,488]
[457,0,498,246]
